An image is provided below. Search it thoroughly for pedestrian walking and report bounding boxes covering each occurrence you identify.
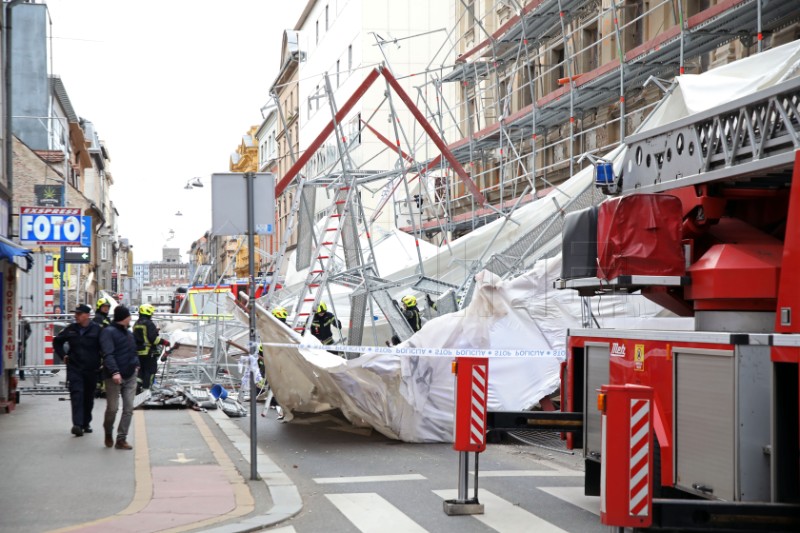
[100,306,139,450]
[133,304,169,391]
[310,302,341,345]
[52,304,103,437]
[17,307,31,381]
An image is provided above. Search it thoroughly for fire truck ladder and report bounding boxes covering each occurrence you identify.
[623,75,800,194]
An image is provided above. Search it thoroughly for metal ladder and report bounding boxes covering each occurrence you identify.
[289,180,359,334]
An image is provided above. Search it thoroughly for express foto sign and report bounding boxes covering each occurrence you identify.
[19,207,83,245]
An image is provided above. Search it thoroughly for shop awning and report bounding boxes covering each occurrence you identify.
[0,236,33,272]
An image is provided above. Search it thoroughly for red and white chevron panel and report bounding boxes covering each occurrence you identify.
[629,398,650,517]
[44,259,54,365]
[469,364,488,446]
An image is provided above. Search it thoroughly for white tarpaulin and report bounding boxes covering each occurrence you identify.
[256,254,672,442]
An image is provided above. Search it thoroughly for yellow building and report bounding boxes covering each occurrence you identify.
[229,126,271,278]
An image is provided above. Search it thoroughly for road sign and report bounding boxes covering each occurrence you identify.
[19,207,83,245]
[63,246,90,263]
[211,173,275,236]
[81,216,92,247]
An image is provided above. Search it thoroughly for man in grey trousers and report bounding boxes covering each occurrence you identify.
[100,306,139,450]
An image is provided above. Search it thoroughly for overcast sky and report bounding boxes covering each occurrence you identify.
[43,0,306,262]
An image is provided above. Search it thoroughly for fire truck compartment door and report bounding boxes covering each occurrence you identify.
[674,346,771,502]
[585,342,610,461]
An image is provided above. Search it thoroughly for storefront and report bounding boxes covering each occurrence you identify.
[0,236,32,413]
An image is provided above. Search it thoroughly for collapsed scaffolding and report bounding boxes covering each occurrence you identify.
[256,0,799,347]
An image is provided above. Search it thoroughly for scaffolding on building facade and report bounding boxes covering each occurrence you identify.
[258,0,800,348]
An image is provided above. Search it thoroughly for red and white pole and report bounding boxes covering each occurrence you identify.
[599,384,654,529]
[444,357,489,516]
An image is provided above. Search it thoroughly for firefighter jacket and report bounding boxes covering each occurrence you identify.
[133,316,162,357]
[403,305,422,333]
[53,321,103,373]
[311,311,341,345]
[100,322,139,379]
[93,310,110,328]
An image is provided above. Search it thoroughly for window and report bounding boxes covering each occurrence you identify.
[348,44,353,73]
[101,241,107,261]
[582,23,599,73]
[622,0,644,53]
[465,0,475,31]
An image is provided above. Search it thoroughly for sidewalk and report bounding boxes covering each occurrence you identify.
[0,389,301,533]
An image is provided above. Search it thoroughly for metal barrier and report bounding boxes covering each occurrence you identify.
[17,313,250,397]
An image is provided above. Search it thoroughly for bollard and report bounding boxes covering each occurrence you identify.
[599,383,654,529]
[444,357,488,516]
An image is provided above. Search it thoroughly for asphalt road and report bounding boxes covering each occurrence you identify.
[234,408,606,533]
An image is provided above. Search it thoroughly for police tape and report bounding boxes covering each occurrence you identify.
[260,342,566,358]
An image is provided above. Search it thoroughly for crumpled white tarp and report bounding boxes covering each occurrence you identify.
[642,39,800,129]
[257,254,673,442]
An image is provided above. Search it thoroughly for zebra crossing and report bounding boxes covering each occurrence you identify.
[275,468,602,533]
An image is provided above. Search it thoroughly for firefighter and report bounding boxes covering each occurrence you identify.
[272,306,288,325]
[133,304,169,391]
[94,297,111,328]
[310,302,341,345]
[92,297,112,398]
[388,295,422,346]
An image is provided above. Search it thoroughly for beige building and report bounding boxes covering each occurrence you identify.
[434,0,800,237]
[270,30,303,260]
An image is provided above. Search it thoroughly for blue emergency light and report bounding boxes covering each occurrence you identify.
[594,161,615,186]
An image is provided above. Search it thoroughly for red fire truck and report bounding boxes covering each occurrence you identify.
[558,77,800,530]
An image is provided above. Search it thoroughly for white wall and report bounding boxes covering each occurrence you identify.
[296,0,453,229]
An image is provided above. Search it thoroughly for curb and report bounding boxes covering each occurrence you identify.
[200,409,303,532]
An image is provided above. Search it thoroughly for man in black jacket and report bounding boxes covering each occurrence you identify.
[100,306,139,450]
[53,304,103,437]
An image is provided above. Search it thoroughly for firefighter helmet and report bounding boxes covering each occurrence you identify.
[272,307,288,319]
[96,297,110,310]
[139,304,155,317]
[316,302,328,313]
[401,295,417,307]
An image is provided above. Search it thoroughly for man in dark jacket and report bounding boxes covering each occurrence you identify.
[100,306,139,450]
[133,304,169,391]
[53,304,103,437]
[310,302,341,345]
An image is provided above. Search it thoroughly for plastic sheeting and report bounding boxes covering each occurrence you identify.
[641,40,800,130]
[256,254,673,442]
